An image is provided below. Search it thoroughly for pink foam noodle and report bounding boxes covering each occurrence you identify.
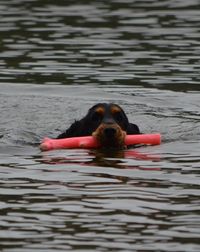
[40,136,99,151]
[40,134,161,151]
[125,134,161,146]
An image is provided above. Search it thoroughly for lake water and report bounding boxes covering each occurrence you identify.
[0,0,200,251]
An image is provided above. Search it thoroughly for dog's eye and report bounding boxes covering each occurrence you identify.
[113,112,123,121]
[92,112,103,121]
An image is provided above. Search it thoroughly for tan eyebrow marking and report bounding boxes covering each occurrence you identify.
[95,106,105,115]
[111,105,121,114]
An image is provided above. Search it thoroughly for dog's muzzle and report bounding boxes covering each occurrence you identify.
[103,127,117,137]
[93,123,126,148]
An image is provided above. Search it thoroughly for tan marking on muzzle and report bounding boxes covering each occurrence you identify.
[93,123,126,148]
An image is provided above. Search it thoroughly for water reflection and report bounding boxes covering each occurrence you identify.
[40,148,160,170]
[1,0,200,251]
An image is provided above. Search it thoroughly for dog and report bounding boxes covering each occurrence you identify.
[57,103,140,148]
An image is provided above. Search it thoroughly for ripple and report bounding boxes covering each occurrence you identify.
[1,0,200,251]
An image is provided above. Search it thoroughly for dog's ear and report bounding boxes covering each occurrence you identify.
[57,119,85,138]
[126,123,140,134]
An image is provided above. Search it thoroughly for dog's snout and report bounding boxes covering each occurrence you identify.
[103,118,115,125]
[103,127,117,136]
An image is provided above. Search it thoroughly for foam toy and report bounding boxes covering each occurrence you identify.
[40,134,161,151]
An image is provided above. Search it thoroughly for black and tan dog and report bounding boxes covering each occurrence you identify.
[57,103,140,148]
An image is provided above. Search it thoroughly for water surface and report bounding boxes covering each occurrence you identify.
[0,0,200,251]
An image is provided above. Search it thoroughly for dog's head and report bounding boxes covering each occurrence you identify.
[85,103,130,148]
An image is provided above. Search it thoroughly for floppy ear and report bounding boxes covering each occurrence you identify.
[57,105,103,139]
[126,123,140,134]
[57,119,85,139]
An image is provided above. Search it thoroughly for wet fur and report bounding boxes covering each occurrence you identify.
[57,103,140,148]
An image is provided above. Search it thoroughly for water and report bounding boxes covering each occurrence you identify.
[0,0,200,251]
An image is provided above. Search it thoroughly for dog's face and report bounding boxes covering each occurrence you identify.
[57,102,140,146]
[85,103,129,148]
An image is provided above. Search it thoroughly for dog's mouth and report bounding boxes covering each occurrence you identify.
[92,123,126,148]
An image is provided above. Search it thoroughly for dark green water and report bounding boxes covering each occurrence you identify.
[0,0,200,251]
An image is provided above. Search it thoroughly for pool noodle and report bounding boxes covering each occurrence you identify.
[40,134,161,151]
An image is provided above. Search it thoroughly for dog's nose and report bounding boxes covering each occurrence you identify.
[103,127,116,137]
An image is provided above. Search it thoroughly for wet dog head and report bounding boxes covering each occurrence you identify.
[57,102,140,146]
[87,103,129,148]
